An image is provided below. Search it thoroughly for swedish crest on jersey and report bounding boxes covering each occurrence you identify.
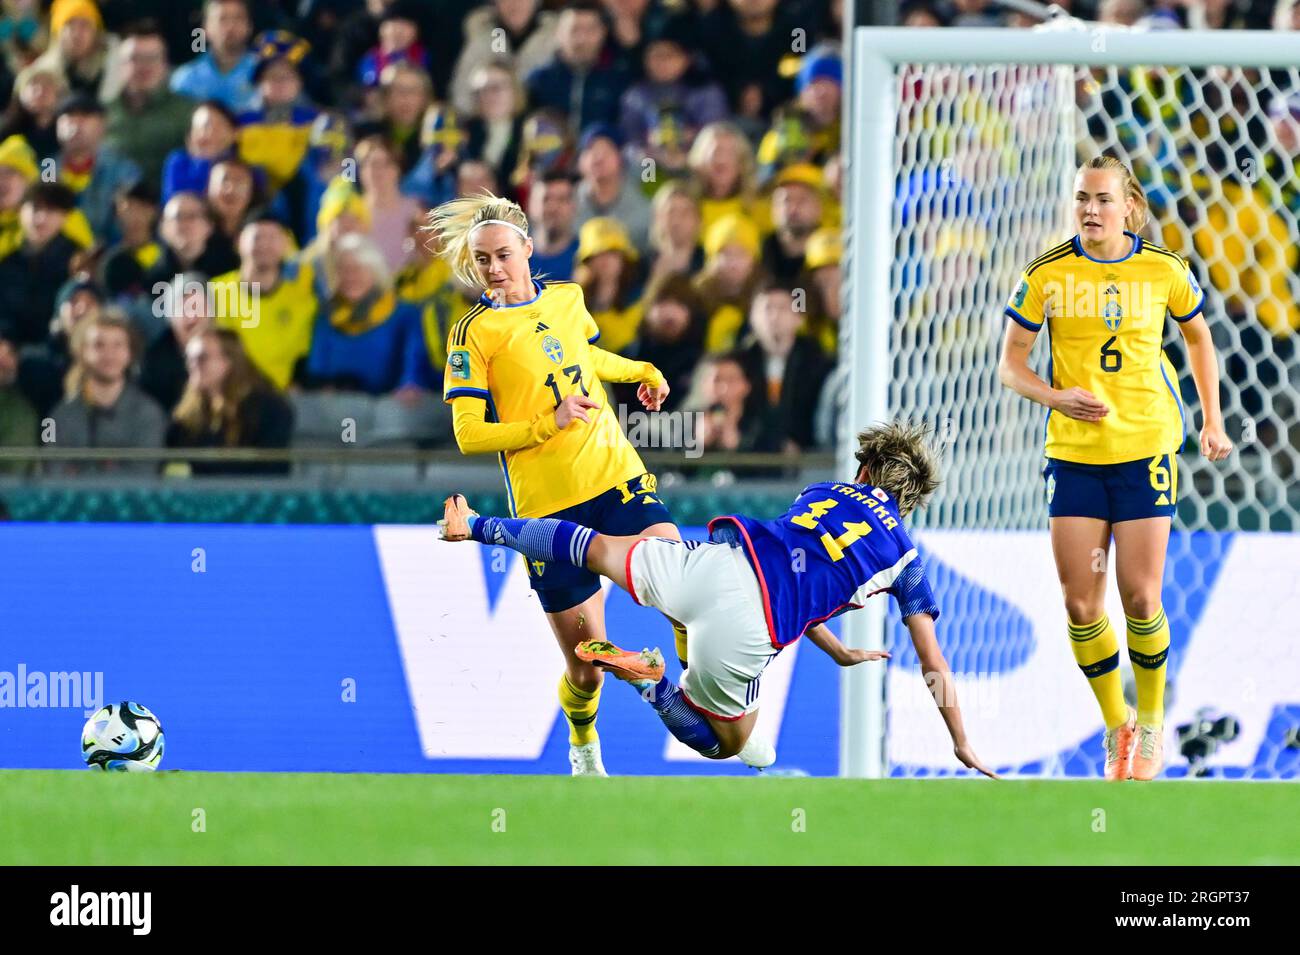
[541,334,564,364]
[1102,273,1123,332]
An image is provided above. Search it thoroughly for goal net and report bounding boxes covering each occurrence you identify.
[841,27,1300,780]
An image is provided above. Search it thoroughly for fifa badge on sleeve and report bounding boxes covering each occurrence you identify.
[450,349,471,380]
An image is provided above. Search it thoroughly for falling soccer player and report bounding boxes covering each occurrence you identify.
[440,421,996,777]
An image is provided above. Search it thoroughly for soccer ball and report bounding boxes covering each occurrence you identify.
[81,702,165,772]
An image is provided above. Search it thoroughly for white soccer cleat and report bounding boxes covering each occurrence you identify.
[737,734,776,770]
[569,740,608,777]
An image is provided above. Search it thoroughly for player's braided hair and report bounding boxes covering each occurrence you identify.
[854,421,941,518]
[1079,155,1149,233]
[425,192,531,291]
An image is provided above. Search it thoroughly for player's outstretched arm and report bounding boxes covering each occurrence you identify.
[588,348,670,410]
[904,612,999,779]
[804,622,890,666]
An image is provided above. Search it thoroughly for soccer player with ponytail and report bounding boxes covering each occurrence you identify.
[427,192,686,776]
[998,156,1232,781]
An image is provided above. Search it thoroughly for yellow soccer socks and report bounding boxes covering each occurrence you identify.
[558,674,601,746]
[1126,607,1170,727]
[1068,615,1129,730]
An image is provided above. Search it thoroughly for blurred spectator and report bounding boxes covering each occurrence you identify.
[236,31,317,196]
[358,2,428,91]
[736,278,830,450]
[0,182,80,346]
[456,157,499,198]
[601,0,658,73]
[402,102,463,208]
[49,309,166,474]
[464,60,526,190]
[15,0,119,101]
[802,226,841,357]
[1276,0,1300,29]
[355,62,431,174]
[300,110,354,241]
[0,1,45,86]
[170,0,258,113]
[162,100,238,203]
[507,106,574,207]
[1,65,66,162]
[13,270,104,415]
[526,1,630,134]
[206,157,261,241]
[0,324,38,474]
[55,94,141,243]
[575,122,651,255]
[355,135,423,272]
[762,163,826,284]
[167,327,294,475]
[618,14,727,170]
[756,46,842,180]
[687,121,768,238]
[645,179,704,286]
[304,232,430,395]
[139,270,212,411]
[694,212,764,353]
[210,216,317,389]
[143,191,239,289]
[618,272,705,414]
[450,0,557,119]
[685,350,777,455]
[574,216,642,354]
[98,180,160,300]
[527,168,579,280]
[900,2,951,26]
[1098,0,1147,24]
[104,22,193,187]
[697,0,801,137]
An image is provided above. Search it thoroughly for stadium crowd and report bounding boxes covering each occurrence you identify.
[0,0,1295,478]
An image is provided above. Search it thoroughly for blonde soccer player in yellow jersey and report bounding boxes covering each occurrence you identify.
[428,192,689,776]
[999,156,1233,782]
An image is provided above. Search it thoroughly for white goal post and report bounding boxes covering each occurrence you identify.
[838,27,1300,779]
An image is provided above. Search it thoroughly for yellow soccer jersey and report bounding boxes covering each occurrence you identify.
[211,258,317,389]
[1005,232,1204,466]
[443,279,648,517]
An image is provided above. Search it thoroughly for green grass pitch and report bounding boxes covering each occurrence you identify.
[1,770,1294,865]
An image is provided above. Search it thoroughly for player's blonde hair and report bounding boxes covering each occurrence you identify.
[1078,155,1149,233]
[854,421,941,518]
[425,192,530,291]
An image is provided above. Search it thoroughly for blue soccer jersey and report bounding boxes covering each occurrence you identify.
[708,481,940,647]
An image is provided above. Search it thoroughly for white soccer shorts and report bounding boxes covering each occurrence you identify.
[625,537,780,720]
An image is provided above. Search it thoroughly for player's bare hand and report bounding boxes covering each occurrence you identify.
[555,394,600,429]
[955,742,999,779]
[1200,423,1232,461]
[638,380,670,412]
[840,648,891,666]
[1052,387,1109,422]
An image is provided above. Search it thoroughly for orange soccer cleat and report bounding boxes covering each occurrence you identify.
[577,640,665,685]
[438,494,477,541]
[1103,707,1137,781]
[1131,724,1165,781]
